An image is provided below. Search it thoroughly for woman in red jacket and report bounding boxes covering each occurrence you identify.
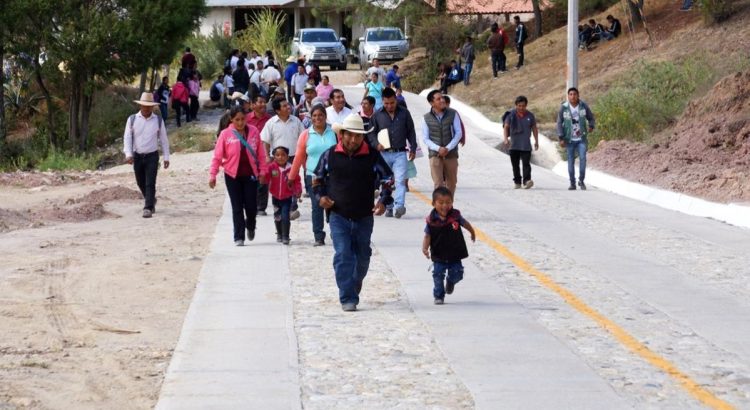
[210,106,269,246]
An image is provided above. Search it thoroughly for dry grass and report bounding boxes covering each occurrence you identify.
[450,0,750,128]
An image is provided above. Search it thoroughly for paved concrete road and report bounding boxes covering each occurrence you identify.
[156,84,750,409]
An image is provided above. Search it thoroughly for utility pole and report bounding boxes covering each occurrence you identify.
[567,0,579,90]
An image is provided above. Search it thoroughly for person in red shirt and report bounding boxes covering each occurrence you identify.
[209,106,269,246]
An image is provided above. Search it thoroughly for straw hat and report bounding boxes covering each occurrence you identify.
[230,91,245,101]
[133,92,159,107]
[332,114,372,135]
[286,55,297,63]
[303,83,316,92]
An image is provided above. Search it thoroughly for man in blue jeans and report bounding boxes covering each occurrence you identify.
[367,87,417,218]
[314,114,393,312]
[556,87,596,190]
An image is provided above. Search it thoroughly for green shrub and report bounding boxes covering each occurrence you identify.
[699,0,735,23]
[171,127,216,153]
[36,148,99,171]
[232,9,290,66]
[88,86,138,149]
[593,58,712,147]
[190,25,234,79]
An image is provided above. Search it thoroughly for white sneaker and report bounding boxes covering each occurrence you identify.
[234,240,244,246]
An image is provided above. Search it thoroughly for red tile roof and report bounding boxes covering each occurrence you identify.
[425,0,542,15]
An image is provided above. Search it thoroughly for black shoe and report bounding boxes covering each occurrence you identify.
[579,181,587,190]
[314,239,325,247]
[281,221,290,245]
[568,184,577,190]
[275,221,282,243]
[257,210,267,216]
[247,229,255,241]
[446,281,455,295]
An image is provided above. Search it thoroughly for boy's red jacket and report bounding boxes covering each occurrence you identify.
[268,162,302,200]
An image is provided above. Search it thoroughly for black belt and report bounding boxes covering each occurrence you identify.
[133,151,158,157]
[383,148,407,153]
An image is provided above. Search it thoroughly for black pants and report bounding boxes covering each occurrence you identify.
[491,50,507,76]
[189,95,199,120]
[225,174,258,241]
[516,43,524,67]
[440,78,459,94]
[257,183,269,212]
[173,102,190,126]
[133,151,159,211]
[509,149,532,184]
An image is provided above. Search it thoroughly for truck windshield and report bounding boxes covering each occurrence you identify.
[302,31,338,43]
[366,30,403,41]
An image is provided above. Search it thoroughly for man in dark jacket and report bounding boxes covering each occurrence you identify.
[459,36,475,85]
[486,23,507,77]
[605,15,622,39]
[313,114,394,312]
[513,16,528,69]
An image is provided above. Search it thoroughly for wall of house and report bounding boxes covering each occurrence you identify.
[200,7,233,36]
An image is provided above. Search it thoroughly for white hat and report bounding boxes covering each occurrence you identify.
[286,55,297,63]
[230,91,245,101]
[133,92,159,107]
[332,113,372,135]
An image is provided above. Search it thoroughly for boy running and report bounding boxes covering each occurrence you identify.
[422,187,476,305]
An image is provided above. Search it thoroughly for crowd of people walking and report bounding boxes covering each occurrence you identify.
[124,18,599,312]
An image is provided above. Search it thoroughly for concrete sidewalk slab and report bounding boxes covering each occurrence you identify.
[156,197,301,410]
[371,216,631,409]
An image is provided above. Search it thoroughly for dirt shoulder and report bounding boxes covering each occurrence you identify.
[0,151,224,409]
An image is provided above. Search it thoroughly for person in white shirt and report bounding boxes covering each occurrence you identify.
[123,93,171,218]
[249,61,263,93]
[366,58,387,87]
[229,49,240,72]
[261,62,282,94]
[290,65,309,105]
[326,89,353,125]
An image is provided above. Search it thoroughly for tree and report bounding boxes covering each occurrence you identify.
[33,0,206,151]
[0,0,27,149]
[531,0,543,38]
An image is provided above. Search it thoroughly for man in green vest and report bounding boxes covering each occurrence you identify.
[421,90,463,196]
[556,87,596,190]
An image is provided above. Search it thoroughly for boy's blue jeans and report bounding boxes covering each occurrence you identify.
[272,197,292,222]
[433,261,464,299]
[330,213,374,305]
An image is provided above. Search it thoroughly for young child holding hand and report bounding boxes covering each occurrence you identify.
[422,187,476,305]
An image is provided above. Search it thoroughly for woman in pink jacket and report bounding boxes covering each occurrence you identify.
[210,106,269,246]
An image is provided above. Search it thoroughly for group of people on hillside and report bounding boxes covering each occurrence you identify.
[151,48,204,128]
[124,21,597,311]
[579,15,622,50]
[439,15,528,94]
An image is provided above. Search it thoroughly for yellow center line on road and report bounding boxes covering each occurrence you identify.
[411,188,734,410]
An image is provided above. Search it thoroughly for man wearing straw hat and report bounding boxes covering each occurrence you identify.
[124,92,171,218]
[313,113,394,312]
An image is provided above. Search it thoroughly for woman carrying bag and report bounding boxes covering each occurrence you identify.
[209,105,269,246]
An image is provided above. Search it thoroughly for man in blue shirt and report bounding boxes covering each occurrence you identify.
[385,65,402,90]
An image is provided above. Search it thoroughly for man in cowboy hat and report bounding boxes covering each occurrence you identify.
[124,92,171,218]
[313,113,394,312]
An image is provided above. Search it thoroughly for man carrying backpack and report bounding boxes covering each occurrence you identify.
[124,93,171,218]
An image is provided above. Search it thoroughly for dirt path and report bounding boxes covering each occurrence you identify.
[0,151,224,409]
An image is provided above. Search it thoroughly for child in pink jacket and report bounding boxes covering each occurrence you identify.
[268,146,303,244]
[210,106,269,246]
